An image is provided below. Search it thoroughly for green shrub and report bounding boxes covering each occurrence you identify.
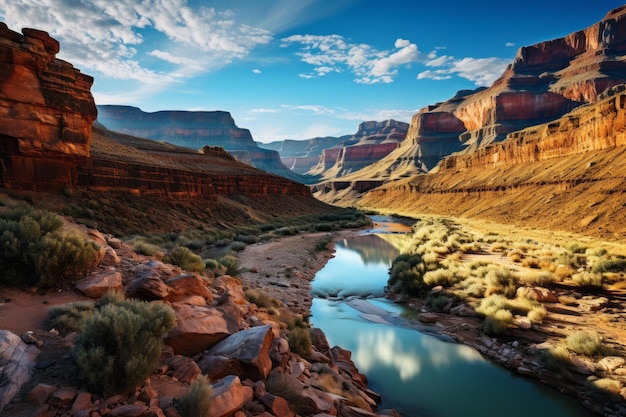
[230,241,247,252]
[519,271,555,287]
[288,327,312,360]
[74,291,176,396]
[0,207,99,287]
[571,271,603,288]
[217,255,239,276]
[483,309,513,335]
[425,294,454,312]
[388,253,430,297]
[133,241,160,256]
[314,234,333,252]
[163,246,205,272]
[587,378,623,402]
[204,259,227,276]
[47,301,95,334]
[542,346,572,377]
[566,331,603,356]
[34,232,101,287]
[179,375,213,417]
[485,269,518,298]
[591,257,626,273]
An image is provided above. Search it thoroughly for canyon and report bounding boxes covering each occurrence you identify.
[308,5,626,240]
[96,105,304,183]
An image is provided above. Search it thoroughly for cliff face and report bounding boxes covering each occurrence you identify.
[360,85,626,240]
[259,136,347,174]
[307,119,408,179]
[0,24,97,190]
[0,25,319,213]
[96,105,303,182]
[314,6,626,206]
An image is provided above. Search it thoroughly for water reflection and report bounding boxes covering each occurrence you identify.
[310,217,594,417]
[311,235,399,299]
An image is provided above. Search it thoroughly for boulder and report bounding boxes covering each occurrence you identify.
[110,404,148,417]
[69,391,93,415]
[162,355,201,383]
[75,271,123,298]
[301,386,336,415]
[516,287,559,303]
[259,394,295,417]
[0,330,40,411]
[208,376,253,417]
[165,304,239,356]
[417,313,438,323]
[49,387,78,408]
[204,325,274,380]
[164,273,213,304]
[598,356,626,372]
[25,383,57,406]
[213,275,249,315]
[126,271,170,301]
[197,355,240,381]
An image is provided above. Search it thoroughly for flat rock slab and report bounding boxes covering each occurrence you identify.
[0,330,40,411]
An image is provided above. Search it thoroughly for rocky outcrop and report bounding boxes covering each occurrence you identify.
[308,120,408,180]
[439,84,626,172]
[360,86,626,240]
[96,105,304,182]
[0,24,97,190]
[260,136,348,174]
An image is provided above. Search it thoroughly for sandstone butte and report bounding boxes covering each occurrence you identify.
[0,22,328,218]
[95,104,305,183]
[314,5,626,240]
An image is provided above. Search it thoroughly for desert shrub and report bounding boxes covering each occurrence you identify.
[519,271,555,287]
[314,234,333,252]
[288,327,312,360]
[591,257,626,273]
[235,234,258,244]
[163,246,205,272]
[566,243,588,254]
[566,331,603,356]
[483,309,513,335]
[527,305,547,323]
[456,277,485,297]
[74,291,176,396]
[388,253,430,297]
[204,259,227,276]
[277,226,299,236]
[47,301,95,334]
[265,371,315,415]
[34,232,101,287]
[423,269,460,287]
[587,378,623,402]
[485,269,518,298]
[179,375,213,417]
[230,241,246,252]
[217,255,239,276]
[245,289,281,309]
[542,346,572,376]
[425,293,454,312]
[0,207,99,287]
[557,252,586,269]
[132,240,160,256]
[571,271,603,288]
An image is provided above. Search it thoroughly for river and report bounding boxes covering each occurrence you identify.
[309,216,594,417]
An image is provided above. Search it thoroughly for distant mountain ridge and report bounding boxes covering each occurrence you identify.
[96,105,304,183]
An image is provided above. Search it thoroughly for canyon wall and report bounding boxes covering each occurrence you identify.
[96,105,303,182]
[259,136,347,174]
[307,119,408,179]
[0,24,97,190]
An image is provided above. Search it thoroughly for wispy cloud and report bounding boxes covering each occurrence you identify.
[252,69,262,74]
[281,34,420,84]
[418,51,509,87]
[248,104,416,123]
[0,0,271,85]
[505,42,516,47]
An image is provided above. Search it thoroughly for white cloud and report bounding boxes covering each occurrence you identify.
[252,69,262,74]
[505,42,516,47]
[0,0,271,85]
[250,108,279,113]
[418,54,509,87]
[281,34,420,84]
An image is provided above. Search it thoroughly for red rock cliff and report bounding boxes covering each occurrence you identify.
[0,24,97,190]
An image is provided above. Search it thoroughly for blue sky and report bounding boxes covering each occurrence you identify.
[1,1,623,142]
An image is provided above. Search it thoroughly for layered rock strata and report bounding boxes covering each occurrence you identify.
[0,24,97,190]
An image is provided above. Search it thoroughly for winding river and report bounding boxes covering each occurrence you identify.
[309,216,593,417]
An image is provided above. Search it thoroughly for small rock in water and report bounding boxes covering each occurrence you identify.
[418,313,438,324]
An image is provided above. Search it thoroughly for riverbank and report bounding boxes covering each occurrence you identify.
[237,223,626,417]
